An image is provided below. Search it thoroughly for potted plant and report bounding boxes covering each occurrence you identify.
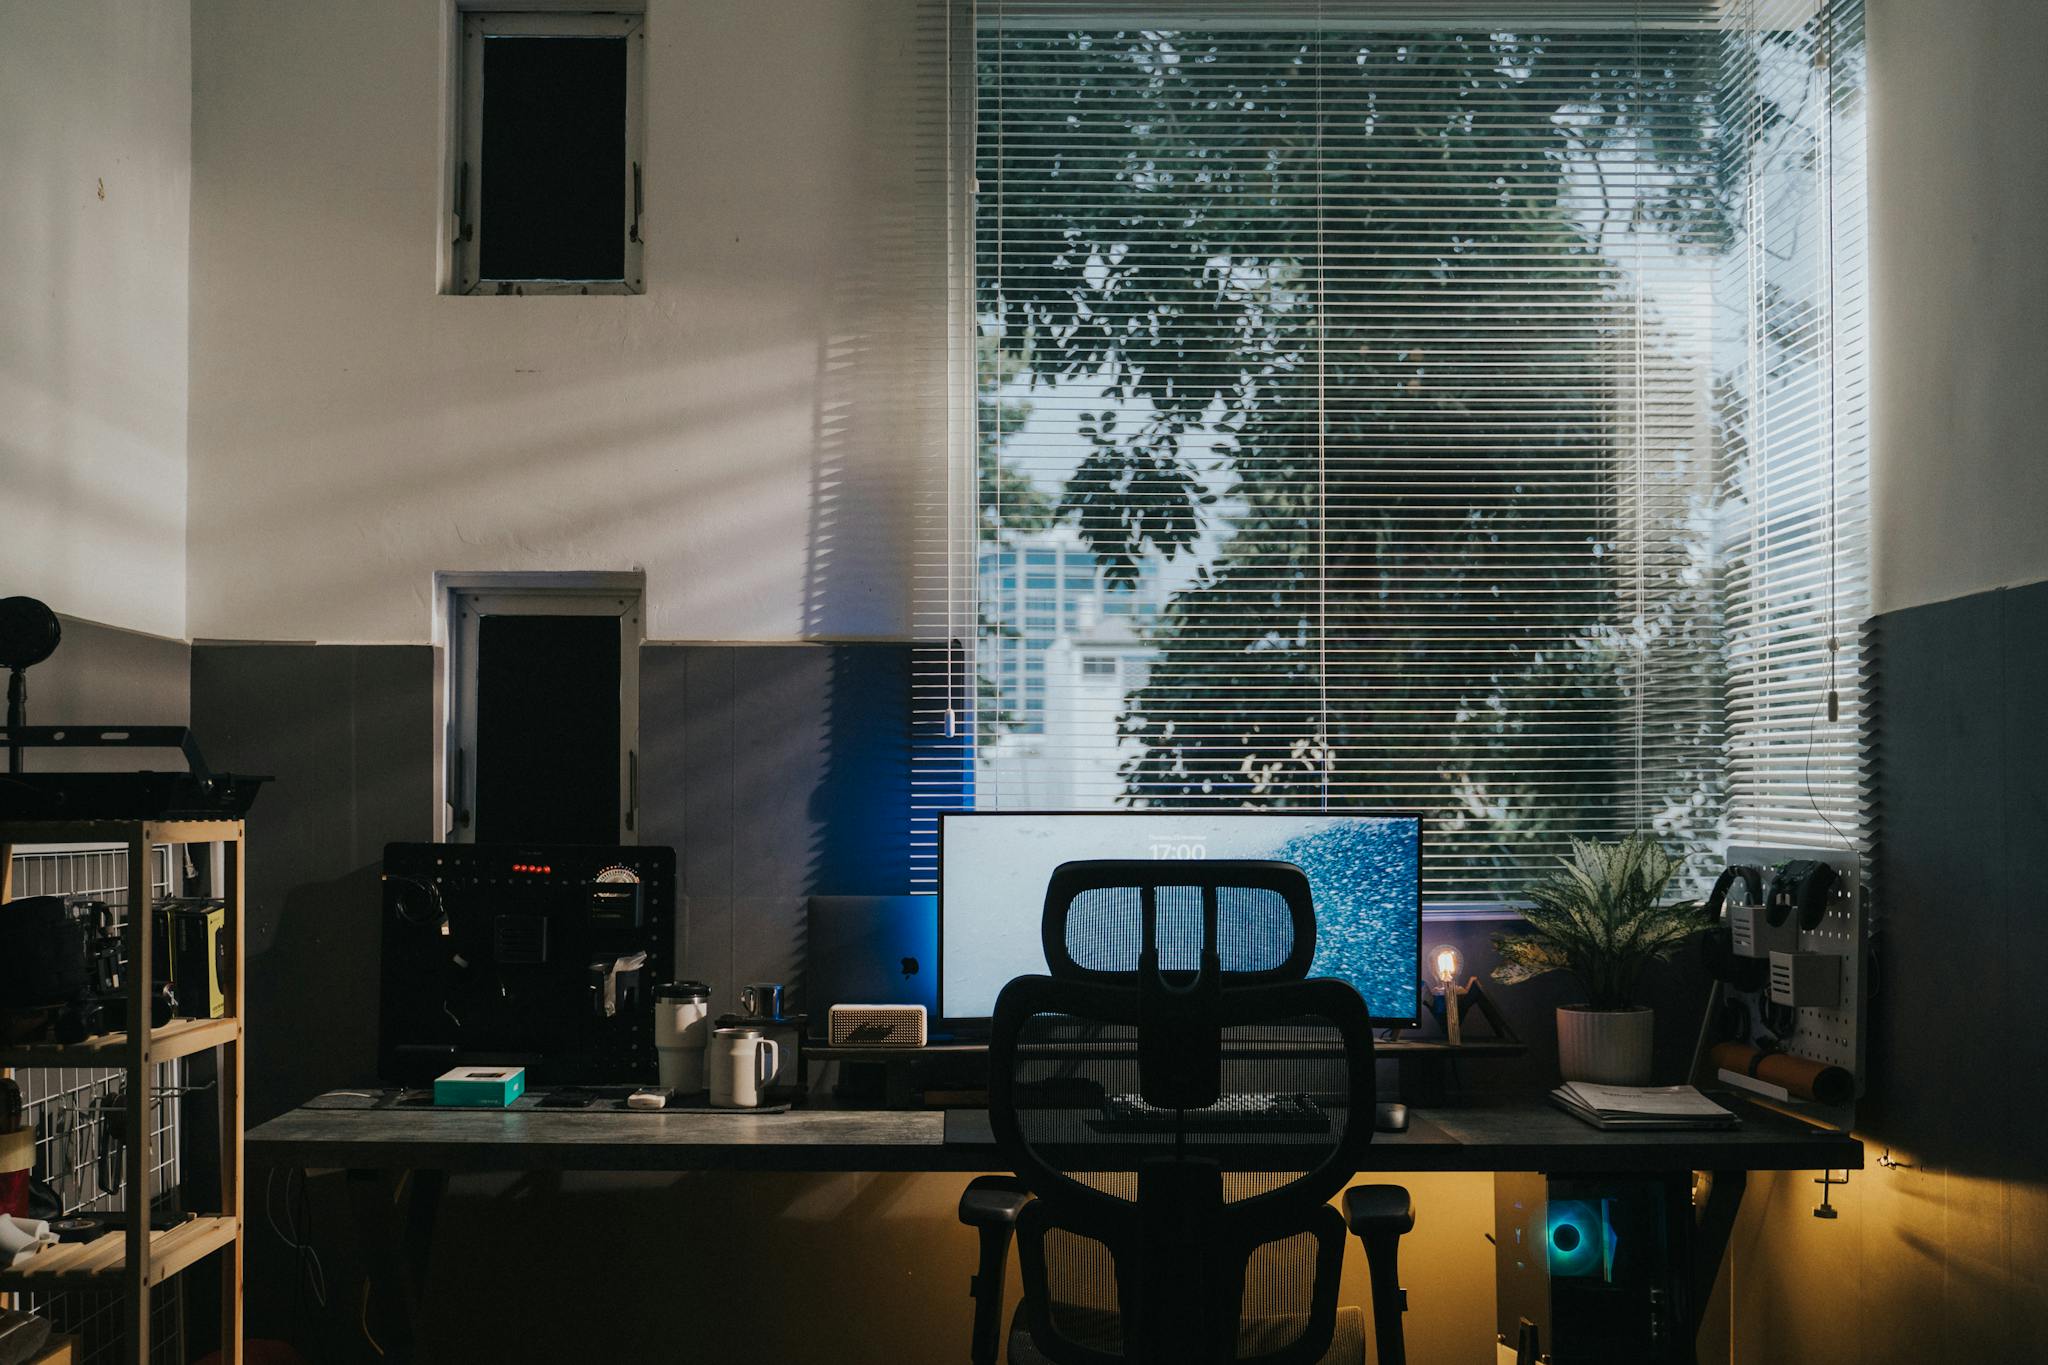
[1491,834,1701,1086]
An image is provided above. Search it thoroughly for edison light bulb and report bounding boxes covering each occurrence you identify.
[1429,943,1466,1045]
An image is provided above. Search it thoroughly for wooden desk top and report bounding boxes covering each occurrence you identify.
[247,1092,1860,1175]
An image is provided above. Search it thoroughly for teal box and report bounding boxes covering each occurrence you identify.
[434,1065,526,1107]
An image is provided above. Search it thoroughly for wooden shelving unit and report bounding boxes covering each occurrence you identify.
[0,1217,239,1292]
[0,818,246,1365]
[0,1017,241,1071]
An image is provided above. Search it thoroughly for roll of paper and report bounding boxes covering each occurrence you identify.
[1709,1042,1853,1105]
[0,1214,56,1267]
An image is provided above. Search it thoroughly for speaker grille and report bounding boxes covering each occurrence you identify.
[828,1004,927,1047]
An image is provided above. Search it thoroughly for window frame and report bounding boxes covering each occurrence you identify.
[929,4,1870,911]
[454,9,647,296]
[442,578,644,844]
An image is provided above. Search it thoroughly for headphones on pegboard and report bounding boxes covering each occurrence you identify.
[1765,859,1839,933]
[1699,863,1767,991]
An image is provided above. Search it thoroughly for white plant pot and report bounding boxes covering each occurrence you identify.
[1555,1006,1654,1085]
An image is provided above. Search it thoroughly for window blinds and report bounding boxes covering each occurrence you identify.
[1716,0,1869,854]
[915,0,1867,901]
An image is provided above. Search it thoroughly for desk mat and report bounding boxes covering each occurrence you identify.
[305,1088,795,1116]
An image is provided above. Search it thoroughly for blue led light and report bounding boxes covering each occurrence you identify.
[1544,1200,1604,1279]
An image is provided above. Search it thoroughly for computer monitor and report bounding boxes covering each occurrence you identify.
[939,811,1423,1026]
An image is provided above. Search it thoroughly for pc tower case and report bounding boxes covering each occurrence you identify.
[1494,1172,1694,1363]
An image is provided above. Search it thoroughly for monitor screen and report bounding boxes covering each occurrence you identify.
[939,812,1422,1024]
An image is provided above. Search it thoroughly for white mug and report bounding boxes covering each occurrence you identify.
[654,981,712,1095]
[708,1027,780,1109]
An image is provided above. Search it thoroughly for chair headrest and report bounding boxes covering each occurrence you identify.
[1039,858,1319,986]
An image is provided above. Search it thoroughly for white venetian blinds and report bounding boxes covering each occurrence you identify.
[1715,0,1869,853]
[914,0,1867,900]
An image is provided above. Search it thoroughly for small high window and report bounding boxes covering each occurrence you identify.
[454,11,645,294]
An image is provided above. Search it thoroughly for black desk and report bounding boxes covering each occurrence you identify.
[249,1089,1858,1176]
[249,1094,1859,1363]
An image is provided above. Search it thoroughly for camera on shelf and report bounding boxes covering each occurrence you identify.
[0,894,176,1044]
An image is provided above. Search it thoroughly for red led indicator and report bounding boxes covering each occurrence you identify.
[510,862,552,875]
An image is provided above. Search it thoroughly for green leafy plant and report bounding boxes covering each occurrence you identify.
[1491,835,1702,1011]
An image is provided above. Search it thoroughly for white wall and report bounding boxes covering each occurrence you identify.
[1869,0,2048,616]
[0,0,191,640]
[187,0,948,644]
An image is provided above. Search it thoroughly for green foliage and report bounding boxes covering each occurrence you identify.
[1490,834,1703,1010]
[975,24,1730,887]
[974,338,1059,748]
[977,338,1056,541]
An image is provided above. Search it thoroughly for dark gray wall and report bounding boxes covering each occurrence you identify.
[191,643,438,1121]
[643,642,913,1018]
[1721,578,2048,1363]
[192,640,912,1113]
[1862,580,2048,1174]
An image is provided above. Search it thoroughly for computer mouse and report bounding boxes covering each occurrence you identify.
[1375,1101,1409,1133]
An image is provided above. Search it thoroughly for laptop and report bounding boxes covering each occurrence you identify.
[803,895,938,1037]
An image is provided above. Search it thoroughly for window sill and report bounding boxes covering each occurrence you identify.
[452,280,644,297]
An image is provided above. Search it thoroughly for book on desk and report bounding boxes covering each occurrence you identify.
[1549,1082,1739,1131]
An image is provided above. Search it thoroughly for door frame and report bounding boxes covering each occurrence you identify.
[437,571,644,844]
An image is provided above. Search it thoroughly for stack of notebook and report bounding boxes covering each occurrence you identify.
[1550,1082,1740,1131]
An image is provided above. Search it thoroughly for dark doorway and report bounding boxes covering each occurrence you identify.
[473,613,621,844]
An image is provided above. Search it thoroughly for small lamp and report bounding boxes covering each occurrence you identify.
[1429,943,1465,1045]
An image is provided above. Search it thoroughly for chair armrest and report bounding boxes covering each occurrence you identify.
[959,1174,1032,1229]
[1344,1184,1415,1365]
[959,1176,1031,1365]
[1343,1184,1416,1240]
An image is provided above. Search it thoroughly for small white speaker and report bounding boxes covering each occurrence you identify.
[828,1003,928,1047]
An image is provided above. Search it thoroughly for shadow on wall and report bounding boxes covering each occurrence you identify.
[253,865,386,1097]
[189,642,437,1123]
[638,642,914,1019]
[801,0,950,648]
[186,0,947,644]
[420,1171,979,1363]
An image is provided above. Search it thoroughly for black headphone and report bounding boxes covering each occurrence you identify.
[1700,863,1767,990]
[1704,864,1764,923]
[1765,860,1838,932]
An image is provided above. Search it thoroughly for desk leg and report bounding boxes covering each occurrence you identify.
[1690,1169,1745,1363]
[345,1168,447,1363]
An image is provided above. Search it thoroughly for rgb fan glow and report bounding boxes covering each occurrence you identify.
[1543,1199,1618,1281]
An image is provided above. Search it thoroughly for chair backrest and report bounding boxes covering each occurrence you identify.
[990,859,1376,1365]
[1042,858,1318,986]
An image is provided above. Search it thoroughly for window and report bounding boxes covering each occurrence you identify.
[454,10,645,294]
[1081,657,1118,678]
[916,0,1869,903]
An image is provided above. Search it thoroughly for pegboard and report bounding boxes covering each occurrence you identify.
[1704,843,1867,1128]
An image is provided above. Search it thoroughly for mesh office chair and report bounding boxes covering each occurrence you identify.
[959,860,1416,1364]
